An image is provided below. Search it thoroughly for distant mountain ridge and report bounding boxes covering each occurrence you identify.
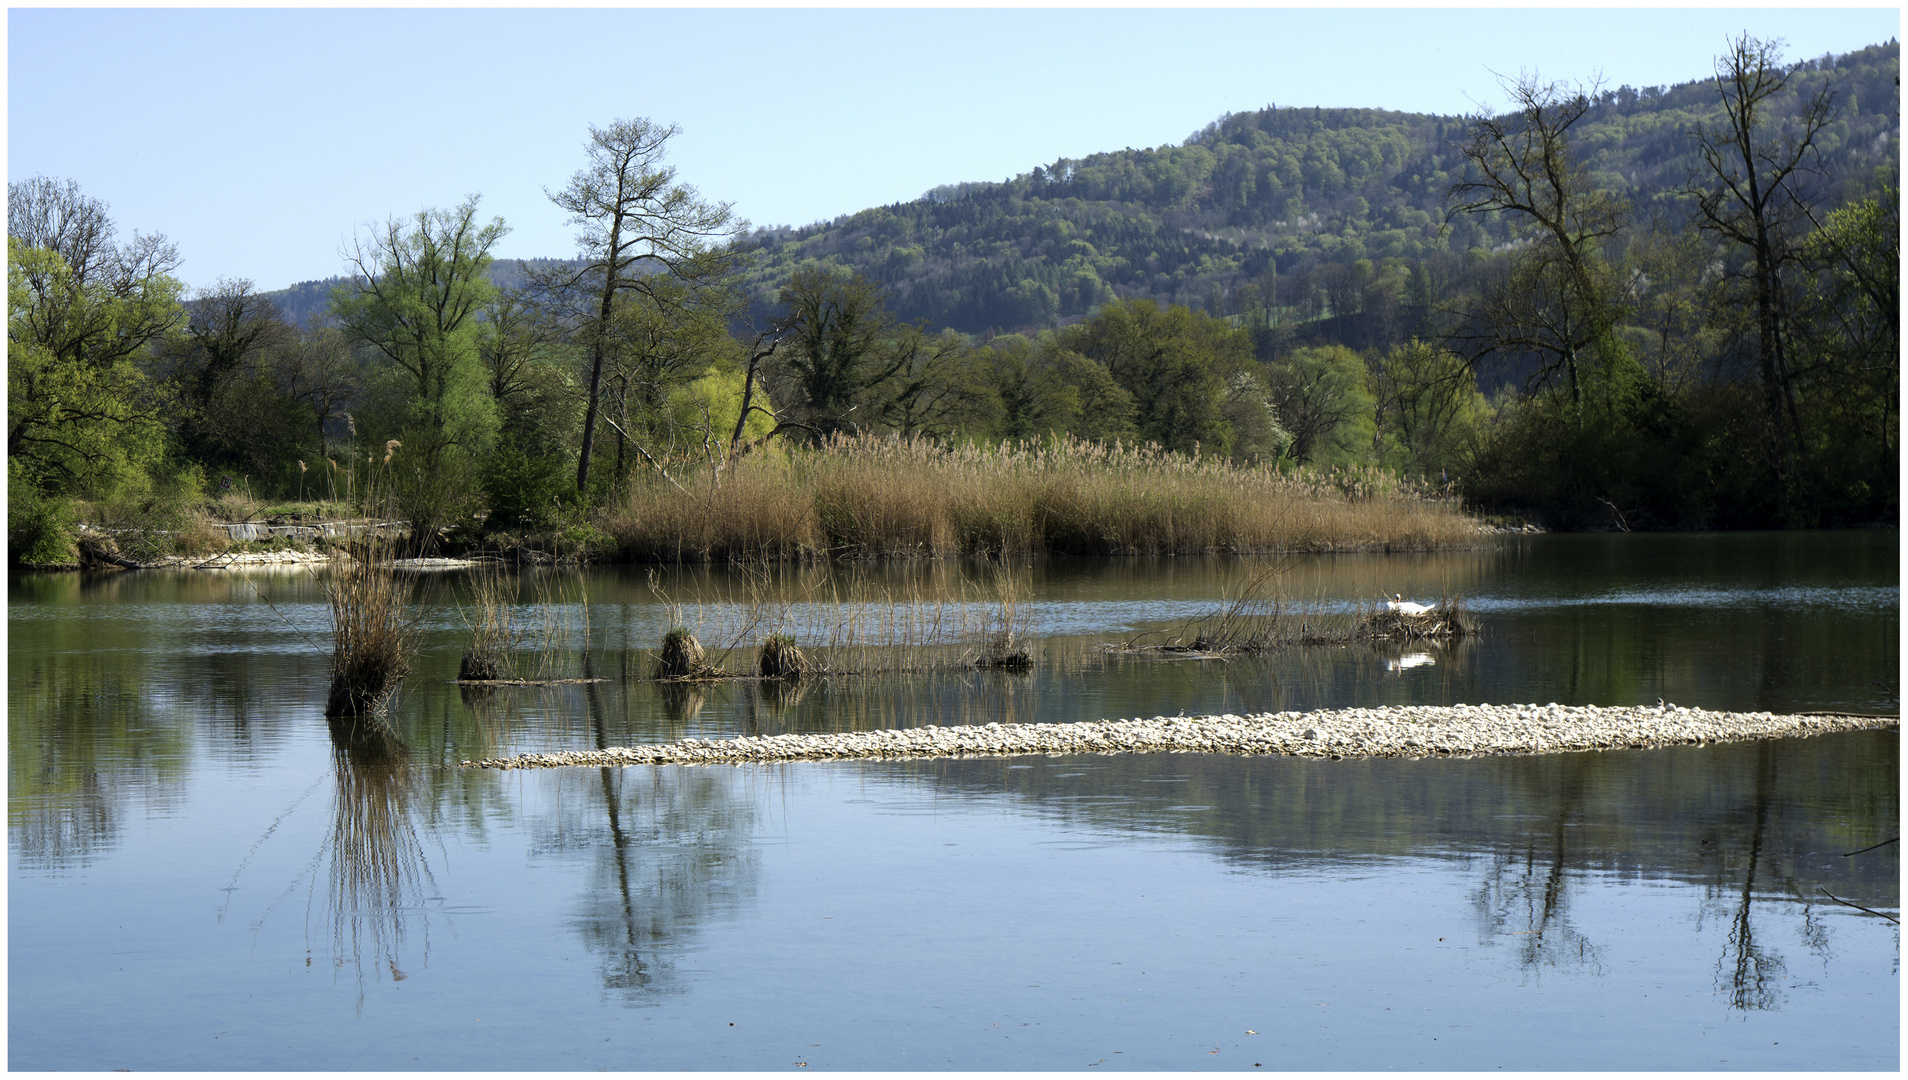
[269,40,1897,338]
[264,258,579,328]
[734,39,1897,335]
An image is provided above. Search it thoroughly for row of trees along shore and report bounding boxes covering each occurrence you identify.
[7,36,1896,567]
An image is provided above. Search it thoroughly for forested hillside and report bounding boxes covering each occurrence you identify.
[735,41,1897,338]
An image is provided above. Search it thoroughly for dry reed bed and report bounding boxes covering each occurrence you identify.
[606,435,1475,561]
[460,704,1897,770]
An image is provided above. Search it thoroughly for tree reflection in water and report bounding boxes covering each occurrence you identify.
[907,727,1894,1015]
[553,663,761,1003]
[1710,739,1784,1011]
[319,714,434,1008]
[1468,754,1605,977]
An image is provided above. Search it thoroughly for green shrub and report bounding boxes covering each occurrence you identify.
[7,461,78,567]
[481,435,570,531]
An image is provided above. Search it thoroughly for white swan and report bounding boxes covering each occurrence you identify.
[1385,593,1437,617]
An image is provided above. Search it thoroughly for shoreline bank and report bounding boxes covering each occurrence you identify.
[459,703,1897,770]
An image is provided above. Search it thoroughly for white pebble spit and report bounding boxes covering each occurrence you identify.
[459,703,1896,770]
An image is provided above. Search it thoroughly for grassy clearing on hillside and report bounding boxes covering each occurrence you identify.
[605,435,1475,561]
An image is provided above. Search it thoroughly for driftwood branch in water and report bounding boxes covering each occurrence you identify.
[1817,887,1900,924]
[1841,836,1898,857]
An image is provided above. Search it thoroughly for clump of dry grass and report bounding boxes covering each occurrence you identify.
[322,534,412,717]
[971,564,1033,670]
[654,627,714,679]
[456,562,517,681]
[757,634,807,680]
[322,462,412,717]
[602,434,1475,562]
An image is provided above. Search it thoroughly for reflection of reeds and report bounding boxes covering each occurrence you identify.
[657,680,708,726]
[323,717,431,1000]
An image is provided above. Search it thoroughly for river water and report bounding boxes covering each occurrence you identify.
[8,532,1899,1069]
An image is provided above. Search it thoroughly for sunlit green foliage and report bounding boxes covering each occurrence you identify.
[331,198,507,545]
[1054,298,1263,458]
[1368,339,1491,478]
[1265,344,1376,467]
[7,236,182,500]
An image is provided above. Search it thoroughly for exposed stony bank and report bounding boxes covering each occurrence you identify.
[460,703,1895,770]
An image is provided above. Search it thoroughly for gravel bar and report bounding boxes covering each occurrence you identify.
[459,703,1896,770]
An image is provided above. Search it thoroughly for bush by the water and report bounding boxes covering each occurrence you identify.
[606,434,1473,561]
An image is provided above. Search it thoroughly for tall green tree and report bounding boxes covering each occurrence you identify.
[1789,191,1899,520]
[273,322,364,469]
[775,265,910,440]
[331,197,505,544]
[7,178,185,498]
[875,326,989,439]
[1055,298,1253,456]
[1265,344,1375,466]
[1369,339,1490,478]
[599,280,742,476]
[161,278,299,475]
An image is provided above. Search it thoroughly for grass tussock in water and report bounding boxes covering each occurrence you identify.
[322,537,412,717]
[655,627,714,679]
[456,562,515,681]
[322,460,412,717]
[757,634,808,680]
[647,560,1037,679]
[605,434,1475,561]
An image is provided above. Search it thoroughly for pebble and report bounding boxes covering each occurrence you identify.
[458,703,1896,770]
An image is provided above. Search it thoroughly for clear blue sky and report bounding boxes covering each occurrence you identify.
[8,7,1899,292]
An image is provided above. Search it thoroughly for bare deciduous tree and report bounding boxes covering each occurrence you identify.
[1684,34,1835,460]
[1447,76,1629,413]
[543,118,743,495]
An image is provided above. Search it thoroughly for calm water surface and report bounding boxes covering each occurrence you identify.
[9,532,1899,1070]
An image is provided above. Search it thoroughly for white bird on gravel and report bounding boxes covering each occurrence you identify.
[1385,594,1437,616]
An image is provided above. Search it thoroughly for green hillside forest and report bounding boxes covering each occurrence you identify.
[8,36,1897,567]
